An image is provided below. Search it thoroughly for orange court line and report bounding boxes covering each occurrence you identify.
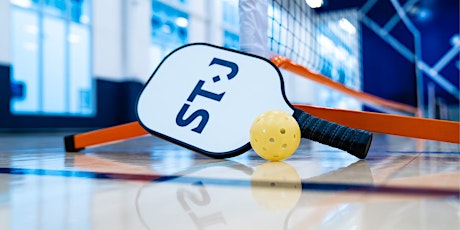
[295,104,460,144]
[271,56,420,115]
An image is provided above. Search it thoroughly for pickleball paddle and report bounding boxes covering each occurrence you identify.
[136,43,372,159]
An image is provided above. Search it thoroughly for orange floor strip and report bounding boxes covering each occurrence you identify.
[272,56,419,115]
[65,104,459,152]
[295,104,460,144]
[65,121,148,151]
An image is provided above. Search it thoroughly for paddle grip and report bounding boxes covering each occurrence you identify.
[293,108,372,159]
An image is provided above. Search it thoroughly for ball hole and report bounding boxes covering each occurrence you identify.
[262,147,267,151]
[281,144,287,150]
[269,138,275,143]
[280,128,286,134]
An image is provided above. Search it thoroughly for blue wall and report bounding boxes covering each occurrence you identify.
[0,65,12,120]
[318,0,459,108]
[361,25,418,107]
[415,0,459,105]
[362,0,459,108]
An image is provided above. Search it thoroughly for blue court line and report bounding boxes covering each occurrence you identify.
[372,151,460,155]
[0,167,458,198]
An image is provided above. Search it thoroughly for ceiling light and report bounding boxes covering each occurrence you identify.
[305,0,323,9]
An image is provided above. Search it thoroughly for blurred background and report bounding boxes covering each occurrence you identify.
[0,0,458,131]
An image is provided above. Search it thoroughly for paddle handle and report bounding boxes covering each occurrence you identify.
[293,108,372,159]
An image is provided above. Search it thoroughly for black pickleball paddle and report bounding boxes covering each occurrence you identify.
[293,108,372,159]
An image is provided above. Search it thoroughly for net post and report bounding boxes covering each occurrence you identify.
[239,0,269,58]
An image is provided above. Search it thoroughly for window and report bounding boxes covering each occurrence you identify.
[223,31,239,50]
[150,0,188,67]
[222,0,239,50]
[10,0,93,116]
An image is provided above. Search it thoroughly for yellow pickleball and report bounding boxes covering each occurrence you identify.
[249,110,301,161]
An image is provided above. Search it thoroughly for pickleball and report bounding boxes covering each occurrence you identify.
[250,110,301,161]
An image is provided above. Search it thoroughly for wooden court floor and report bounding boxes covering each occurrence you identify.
[0,132,458,229]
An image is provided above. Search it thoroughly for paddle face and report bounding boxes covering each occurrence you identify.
[136,43,293,158]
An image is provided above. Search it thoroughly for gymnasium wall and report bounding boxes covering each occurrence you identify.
[361,25,418,107]
[0,0,10,65]
[361,0,459,114]
[0,0,229,130]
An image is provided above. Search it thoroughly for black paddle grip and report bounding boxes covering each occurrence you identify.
[293,108,372,159]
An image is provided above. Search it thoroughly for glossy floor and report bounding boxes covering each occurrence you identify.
[0,132,459,230]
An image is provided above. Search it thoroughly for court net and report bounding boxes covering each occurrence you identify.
[237,0,458,143]
[239,0,418,115]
